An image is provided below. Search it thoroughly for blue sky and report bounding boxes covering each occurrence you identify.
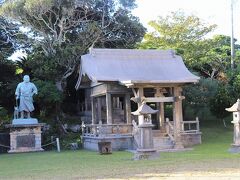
[133,0,240,40]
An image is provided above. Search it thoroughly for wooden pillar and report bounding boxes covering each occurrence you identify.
[156,103,160,128]
[97,97,102,123]
[125,94,131,124]
[173,86,184,149]
[91,97,96,125]
[137,87,144,107]
[160,102,165,127]
[155,88,165,128]
[106,93,113,124]
[137,87,144,124]
[156,102,165,128]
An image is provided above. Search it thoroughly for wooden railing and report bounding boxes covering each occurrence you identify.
[82,122,133,137]
[181,117,200,134]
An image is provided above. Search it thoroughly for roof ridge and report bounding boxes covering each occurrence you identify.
[89,48,176,58]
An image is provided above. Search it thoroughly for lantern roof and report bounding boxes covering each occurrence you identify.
[131,103,158,116]
[226,99,240,112]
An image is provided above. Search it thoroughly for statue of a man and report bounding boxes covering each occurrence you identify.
[15,75,38,119]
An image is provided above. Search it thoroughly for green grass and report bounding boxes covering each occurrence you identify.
[0,121,240,179]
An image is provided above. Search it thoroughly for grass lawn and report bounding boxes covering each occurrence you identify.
[1,121,240,180]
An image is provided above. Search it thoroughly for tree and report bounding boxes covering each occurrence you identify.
[0,58,17,112]
[139,11,216,57]
[196,35,240,79]
[209,84,231,122]
[139,11,240,80]
[183,77,219,117]
[227,64,240,100]
[0,15,27,114]
[0,0,146,133]
[0,16,29,59]
[0,0,146,91]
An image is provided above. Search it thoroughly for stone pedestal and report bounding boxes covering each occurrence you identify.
[228,121,240,153]
[229,144,240,153]
[225,100,240,153]
[134,124,159,160]
[6,123,45,153]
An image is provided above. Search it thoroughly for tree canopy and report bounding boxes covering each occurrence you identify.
[139,11,240,80]
[1,0,146,90]
[0,0,146,128]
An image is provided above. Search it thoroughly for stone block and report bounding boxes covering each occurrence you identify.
[98,142,112,154]
[133,149,159,160]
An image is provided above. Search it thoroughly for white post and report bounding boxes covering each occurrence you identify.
[56,138,60,152]
[231,0,235,69]
[196,117,200,131]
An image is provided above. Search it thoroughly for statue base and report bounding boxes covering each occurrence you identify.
[12,118,38,125]
[6,122,45,153]
[229,144,240,153]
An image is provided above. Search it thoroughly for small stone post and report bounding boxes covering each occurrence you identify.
[226,99,240,153]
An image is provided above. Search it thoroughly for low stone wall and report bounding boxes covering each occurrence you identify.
[181,132,202,147]
[83,135,133,151]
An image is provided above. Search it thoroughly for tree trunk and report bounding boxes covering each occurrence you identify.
[55,102,68,135]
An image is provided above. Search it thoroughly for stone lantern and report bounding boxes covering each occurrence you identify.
[226,99,240,153]
[131,103,159,160]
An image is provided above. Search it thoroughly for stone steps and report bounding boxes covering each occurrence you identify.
[152,130,167,137]
[153,136,174,150]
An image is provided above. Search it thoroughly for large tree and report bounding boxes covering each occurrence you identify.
[196,35,240,79]
[0,0,146,130]
[139,11,226,77]
[139,12,240,79]
[0,15,28,113]
[1,0,146,90]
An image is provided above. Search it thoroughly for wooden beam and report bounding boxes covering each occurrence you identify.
[126,83,185,88]
[143,97,175,103]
